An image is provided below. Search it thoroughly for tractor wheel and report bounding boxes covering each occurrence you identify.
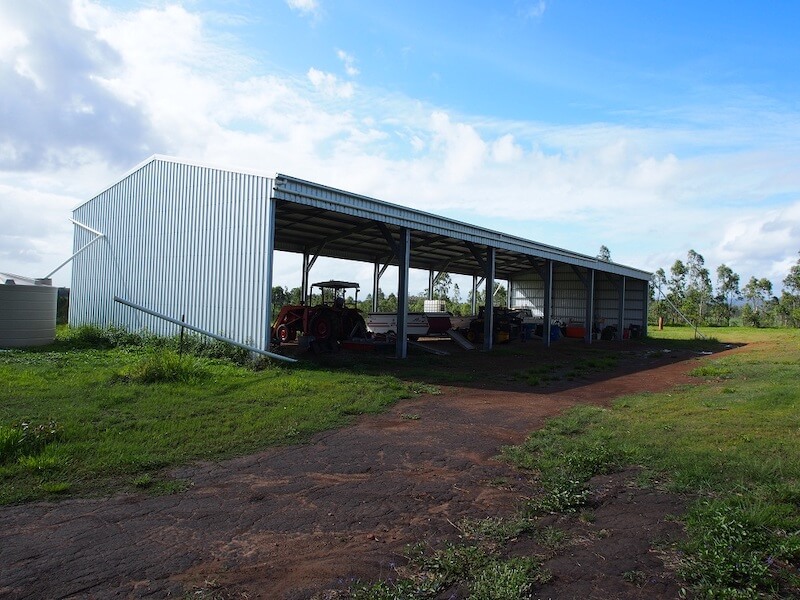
[310,313,334,340]
[276,324,294,343]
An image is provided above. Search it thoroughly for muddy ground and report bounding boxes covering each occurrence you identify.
[0,338,721,599]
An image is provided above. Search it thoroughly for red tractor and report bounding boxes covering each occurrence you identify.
[271,281,367,348]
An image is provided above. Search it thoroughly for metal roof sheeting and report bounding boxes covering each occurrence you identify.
[273,173,651,281]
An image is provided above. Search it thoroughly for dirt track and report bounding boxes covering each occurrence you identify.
[0,342,708,599]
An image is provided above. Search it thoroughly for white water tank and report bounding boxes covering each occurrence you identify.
[424,299,447,313]
[0,275,58,348]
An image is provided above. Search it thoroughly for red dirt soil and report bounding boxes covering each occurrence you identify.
[0,340,723,599]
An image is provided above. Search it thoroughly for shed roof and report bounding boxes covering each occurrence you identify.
[83,156,651,282]
[272,174,651,281]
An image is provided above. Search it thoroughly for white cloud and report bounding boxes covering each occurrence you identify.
[410,135,426,153]
[491,134,523,163]
[307,67,354,98]
[0,1,156,170]
[286,0,320,19]
[336,49,359,77]
[429,111,487,183]
[0,21,27,57]
[0,179,85,281]
[715,201,800,281]
[519,1,546,20]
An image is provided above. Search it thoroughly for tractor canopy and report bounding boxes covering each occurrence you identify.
[311,281,360,306]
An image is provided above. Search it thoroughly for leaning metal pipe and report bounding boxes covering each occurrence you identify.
[655,287,707,339]
[113,296,297,364]
[43,219,107,280]
[44,234,105,279]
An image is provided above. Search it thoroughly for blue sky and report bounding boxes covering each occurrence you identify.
[1,0,799,294]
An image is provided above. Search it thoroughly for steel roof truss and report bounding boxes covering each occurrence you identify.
[464,241,487,273]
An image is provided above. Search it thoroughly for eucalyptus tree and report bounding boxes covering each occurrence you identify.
[742,276,773,327]
[432,272,453,300]
[684,250,712,324]
[715,264,741,326]
[780,251,800,326]
[667,260,687,323]
[649,268,670,324]
[784,251,800,295]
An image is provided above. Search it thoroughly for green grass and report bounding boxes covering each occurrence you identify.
[0,326,415,504]
[459,514,538,543]
[6,323,800,597]
[515,350,619,387]
[349,542,550,600]
[506,327,800,598]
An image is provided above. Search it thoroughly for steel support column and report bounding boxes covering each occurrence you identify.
[617,275,627,341]
[301,251,310,304]
[643,281,650,337]
[396,228,411,359]
[584,269,595,344]
[372,261,380,312]
[428,270,435,300]
[543,260,553,348]
[483,247,496,351]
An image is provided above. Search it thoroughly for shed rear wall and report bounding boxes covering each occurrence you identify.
[70,159,273,349]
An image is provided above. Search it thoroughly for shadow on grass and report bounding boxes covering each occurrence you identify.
[277,333,742,395]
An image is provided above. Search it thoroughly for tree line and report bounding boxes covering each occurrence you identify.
[271,273,508,320]
[650,249,800,328]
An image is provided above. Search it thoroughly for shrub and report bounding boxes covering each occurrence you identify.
[528,478,591,514]
[57,324,146,349]
[471,557,551,600]
[116,349,208,383]
[0,420,62,464]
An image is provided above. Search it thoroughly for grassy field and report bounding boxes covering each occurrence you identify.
[349,327,800,600]
[506,326,800,598]
[0,326,413,504]
[3,324,799,597]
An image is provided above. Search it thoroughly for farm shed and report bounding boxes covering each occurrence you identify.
[70,156,651,358]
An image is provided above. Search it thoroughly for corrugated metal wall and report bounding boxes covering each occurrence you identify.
[624,278,647,327]
[594,274,620,330]
[552,265,587,324]
[510,277,544,314]
[70,158,273,349]
[511,267,588,324]
[511,267,648,331]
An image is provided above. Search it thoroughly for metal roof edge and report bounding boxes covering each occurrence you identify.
[144,155,278,180]
[72,154,161,213]
[275,174,652,280]
[72,155,279,214]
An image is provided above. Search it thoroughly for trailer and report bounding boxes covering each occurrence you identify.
[367,312,455,340]
[367,312,429,340]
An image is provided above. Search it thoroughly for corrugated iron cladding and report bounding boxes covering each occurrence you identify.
[510,269,646,329]
[274,174,651,280]
[71,159,273,349]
